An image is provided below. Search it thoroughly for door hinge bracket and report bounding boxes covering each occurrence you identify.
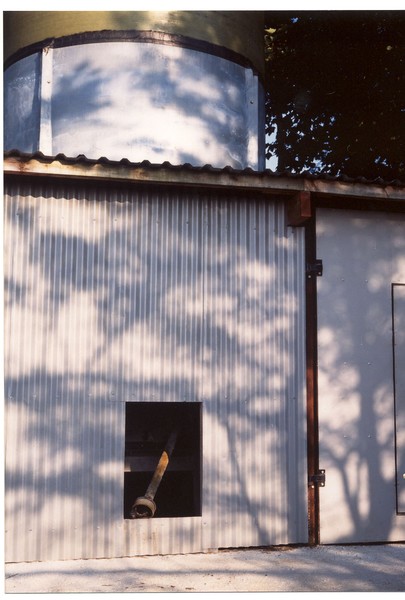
[306,259,323,278]
[308,469,326,488]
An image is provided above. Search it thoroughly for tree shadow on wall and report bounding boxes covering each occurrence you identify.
[317,211,405,543]
[4,180,307,560]
[47,26,257,167]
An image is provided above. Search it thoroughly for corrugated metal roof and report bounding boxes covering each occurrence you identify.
[4,149,405,188]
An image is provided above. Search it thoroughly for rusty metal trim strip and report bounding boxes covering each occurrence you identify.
[305,202,321,545]
[4,29,261,78]
[5,153,405,202]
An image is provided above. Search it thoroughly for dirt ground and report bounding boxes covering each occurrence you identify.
[4,542,405,594]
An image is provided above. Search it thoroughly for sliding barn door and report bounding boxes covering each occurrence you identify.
[316,208,405,543]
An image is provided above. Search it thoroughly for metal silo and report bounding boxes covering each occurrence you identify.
[4,11,266,170]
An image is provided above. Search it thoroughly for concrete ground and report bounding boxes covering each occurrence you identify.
[4,543,405,594]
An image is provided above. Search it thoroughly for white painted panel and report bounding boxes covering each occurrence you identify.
[317,208,405,543]
[393,285,405,513]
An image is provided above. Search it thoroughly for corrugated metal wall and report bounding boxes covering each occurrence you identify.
[4,177,308,562]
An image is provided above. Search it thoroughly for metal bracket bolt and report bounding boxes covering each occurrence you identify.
[308,469,326,488]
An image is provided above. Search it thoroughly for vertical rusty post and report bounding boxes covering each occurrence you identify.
[305,205,321,545]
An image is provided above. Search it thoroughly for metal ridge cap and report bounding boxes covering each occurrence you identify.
[4,151,405,193]
[3,151,307,198]
[3,150,266,178]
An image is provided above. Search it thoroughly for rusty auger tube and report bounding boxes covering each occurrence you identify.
[130,429,178,518]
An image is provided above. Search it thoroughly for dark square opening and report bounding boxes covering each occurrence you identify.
[124,402,202,519]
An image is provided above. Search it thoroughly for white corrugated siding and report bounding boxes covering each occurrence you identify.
[4,178,307,562]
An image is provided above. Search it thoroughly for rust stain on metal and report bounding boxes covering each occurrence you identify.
[131,429,179,519]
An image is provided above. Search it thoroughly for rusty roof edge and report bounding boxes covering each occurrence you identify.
[4,150,405,202]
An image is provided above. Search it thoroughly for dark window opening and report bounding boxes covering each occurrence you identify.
[124,402,202,519]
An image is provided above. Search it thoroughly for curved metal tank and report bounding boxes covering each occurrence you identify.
[4,11,265,170]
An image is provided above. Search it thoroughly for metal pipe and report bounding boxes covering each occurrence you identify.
[130,429,178,518]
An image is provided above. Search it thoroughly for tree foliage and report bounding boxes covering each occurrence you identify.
[264,11,405,180]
